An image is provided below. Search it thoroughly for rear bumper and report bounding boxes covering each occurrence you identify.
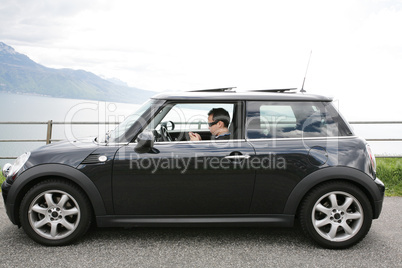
[373,177,385,219]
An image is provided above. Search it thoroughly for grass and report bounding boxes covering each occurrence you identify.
[1,159,401,196]
[377,158,402,196]
[0,171,6,188]
[0,171,5,190]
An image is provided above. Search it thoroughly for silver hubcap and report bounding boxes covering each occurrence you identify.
[312,191,363,242]
[28,190,81,240]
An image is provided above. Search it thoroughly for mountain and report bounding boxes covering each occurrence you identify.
[0,42,155,103]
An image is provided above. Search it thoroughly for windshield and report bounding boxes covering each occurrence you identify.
[107,99,154,143]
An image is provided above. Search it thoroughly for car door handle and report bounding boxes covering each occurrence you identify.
[224,155,251,160]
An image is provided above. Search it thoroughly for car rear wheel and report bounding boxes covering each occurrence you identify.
[299,181,373,249]
[20,179,92,246]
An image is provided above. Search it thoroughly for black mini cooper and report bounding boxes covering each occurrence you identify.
[1,88,384,248]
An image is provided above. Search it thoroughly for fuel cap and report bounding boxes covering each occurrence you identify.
[308,146,328,166]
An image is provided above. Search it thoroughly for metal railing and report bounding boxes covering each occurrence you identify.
[349,121,402,143]
[1,120,401,160]
[0,121,119,144]
[0,121,119,159]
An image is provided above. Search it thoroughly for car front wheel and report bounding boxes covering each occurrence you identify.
[299,181,373,249]
[20,179,92,246]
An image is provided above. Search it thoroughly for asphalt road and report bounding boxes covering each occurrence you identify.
[0,197,401,268]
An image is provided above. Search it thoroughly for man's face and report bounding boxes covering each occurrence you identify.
[208,114,220,136]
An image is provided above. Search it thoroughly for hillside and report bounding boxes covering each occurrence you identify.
[0,42,155,103]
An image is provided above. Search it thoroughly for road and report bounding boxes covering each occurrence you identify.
[0,197,401,268]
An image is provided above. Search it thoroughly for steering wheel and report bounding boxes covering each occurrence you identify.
[160,124,172,142]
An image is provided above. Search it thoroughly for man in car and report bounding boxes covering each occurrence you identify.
[189,108,231,141]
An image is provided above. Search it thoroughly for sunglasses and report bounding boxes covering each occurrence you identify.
[208,120,219,127]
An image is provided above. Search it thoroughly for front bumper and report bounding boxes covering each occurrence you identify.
[1,176,17,224]
[1,179,11,205]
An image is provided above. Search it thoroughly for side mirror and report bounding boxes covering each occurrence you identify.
[135,131,155,153]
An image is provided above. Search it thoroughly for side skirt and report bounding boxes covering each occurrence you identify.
[96,215,295,228]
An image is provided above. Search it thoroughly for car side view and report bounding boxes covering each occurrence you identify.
[1,88,385,248]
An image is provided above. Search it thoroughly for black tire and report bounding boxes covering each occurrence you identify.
[299,181,373,249]
[19,179,92,246]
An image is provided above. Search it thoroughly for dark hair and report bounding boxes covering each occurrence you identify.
[208,108,230,128]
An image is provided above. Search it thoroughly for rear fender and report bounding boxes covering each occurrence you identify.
[284,167,384,218]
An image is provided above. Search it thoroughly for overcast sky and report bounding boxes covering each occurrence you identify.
[1,0,401,120]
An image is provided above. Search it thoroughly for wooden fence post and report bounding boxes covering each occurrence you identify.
[46,120,53,144]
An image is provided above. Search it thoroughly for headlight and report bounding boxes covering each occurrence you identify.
[2,163,12,177]
[8,152,31,180]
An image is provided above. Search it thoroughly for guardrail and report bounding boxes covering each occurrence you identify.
[1,121,401,160]
[0,121,118,159]
[0,121,119,145]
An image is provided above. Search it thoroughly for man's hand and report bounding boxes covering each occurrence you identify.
[189,132,202,141]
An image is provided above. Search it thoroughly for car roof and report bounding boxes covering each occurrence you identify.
[151,90,333,102]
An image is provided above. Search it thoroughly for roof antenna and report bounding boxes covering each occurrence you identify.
[300,50,312,93]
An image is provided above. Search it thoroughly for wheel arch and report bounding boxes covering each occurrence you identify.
[284,167,384,219]
[6,164,106,225]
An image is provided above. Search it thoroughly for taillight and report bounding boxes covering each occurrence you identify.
[366,144,376,175]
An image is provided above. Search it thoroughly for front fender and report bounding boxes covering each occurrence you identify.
[5,164,106,225]
[283,167,385,218]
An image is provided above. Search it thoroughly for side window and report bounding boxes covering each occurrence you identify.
[146,103,235,141]
[260,105,297,138]
[246,101,344,139]
[159,103,233,131]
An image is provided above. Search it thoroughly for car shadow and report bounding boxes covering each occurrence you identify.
[81,225,316,248]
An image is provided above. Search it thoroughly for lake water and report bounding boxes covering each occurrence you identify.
[0,92,401,167]
[0,92,140,167]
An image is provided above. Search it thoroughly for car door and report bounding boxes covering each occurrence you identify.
[112,101,256,215]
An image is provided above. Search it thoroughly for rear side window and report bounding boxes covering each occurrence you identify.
[246,101,349,139]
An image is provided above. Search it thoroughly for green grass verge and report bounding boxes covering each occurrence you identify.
[377,158,402,196]
[0,171,5,191]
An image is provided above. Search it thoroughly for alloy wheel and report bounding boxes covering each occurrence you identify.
[28,190,81,240]
[311,191,364,242]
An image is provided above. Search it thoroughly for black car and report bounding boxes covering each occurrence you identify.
[1,88,384,248]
